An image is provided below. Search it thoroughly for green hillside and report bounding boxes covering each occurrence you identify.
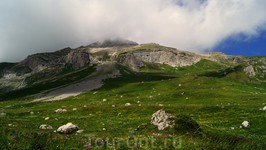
[1,58,266,149]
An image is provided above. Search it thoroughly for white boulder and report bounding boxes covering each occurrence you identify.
[73,108,77,110]
[54,109,62,113]
[263,106,266,111]
[242,121,249,127]
[57,123,79,134]
[39,124,53,129]
[45,117,49,120]
[103,99,107,102]
[30,112,34,114]
[125,103,131,106]
[151,110,175,130]
[77,130,84,133]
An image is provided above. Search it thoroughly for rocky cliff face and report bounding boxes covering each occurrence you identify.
[64,48,90,68]
[116,50,201,71]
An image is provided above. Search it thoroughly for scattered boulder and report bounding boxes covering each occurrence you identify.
[57,123,79,134]
[40,124,53,129]
[77,130,84,133]
[45,117,49,120]
[125,103,131,106]
[54,109,67,113]
[112,105,116,107]
[242,121,249,127]
[30,112,34,114]
[84,105,87,107]
[54,109,62,113]
[263,106,266,111]
[103,99,107,102]
[151,110,174,130]
[73,108,77,110]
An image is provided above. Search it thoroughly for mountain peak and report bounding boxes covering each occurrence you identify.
[86,38,138,48]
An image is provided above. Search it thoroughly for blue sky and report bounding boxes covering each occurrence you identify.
[213,31,266,56]
[0,0,266,62]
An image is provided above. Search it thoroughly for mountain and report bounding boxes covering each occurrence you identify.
[0,39,263,97]
[1,39,266,149]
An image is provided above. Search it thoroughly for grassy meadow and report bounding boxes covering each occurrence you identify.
[1,59,266,149]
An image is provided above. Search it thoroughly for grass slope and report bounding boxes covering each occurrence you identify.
[1,59,266,149]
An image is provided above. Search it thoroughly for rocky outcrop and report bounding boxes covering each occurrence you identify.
[244,65,256,77]
[64,48,90,68]
[117,50,201,70]
[17,47,72,72]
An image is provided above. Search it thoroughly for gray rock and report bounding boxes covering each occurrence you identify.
[57,123,79,134]
[117,50,200,70]
[151,110,175,130]
[244,65,256,77]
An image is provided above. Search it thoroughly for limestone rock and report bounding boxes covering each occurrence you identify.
[151,110,174,130]
[244,65,256,77]
[57,123,79,134]
[125,103,131,106]
[242,121,249,127]
[64,48,90,68]
[77,130,84,133]
[54,109,67,113]
[116,50,201,70]
[40,124,53,129]
[54,109,62,113]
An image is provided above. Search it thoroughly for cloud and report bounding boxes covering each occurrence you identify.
[1,0,266,62]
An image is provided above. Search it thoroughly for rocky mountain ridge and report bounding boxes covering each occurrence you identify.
[0,39,265,95]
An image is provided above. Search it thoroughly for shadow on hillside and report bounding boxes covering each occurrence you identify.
[100,72,177,91]
[197,65,242,78]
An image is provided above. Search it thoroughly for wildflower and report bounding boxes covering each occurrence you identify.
[45,147,48,149]
[71,148,74,150]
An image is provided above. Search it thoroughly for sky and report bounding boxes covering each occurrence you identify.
[0,0,266,62]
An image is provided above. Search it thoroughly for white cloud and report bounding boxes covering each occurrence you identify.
[1,0,266,62]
